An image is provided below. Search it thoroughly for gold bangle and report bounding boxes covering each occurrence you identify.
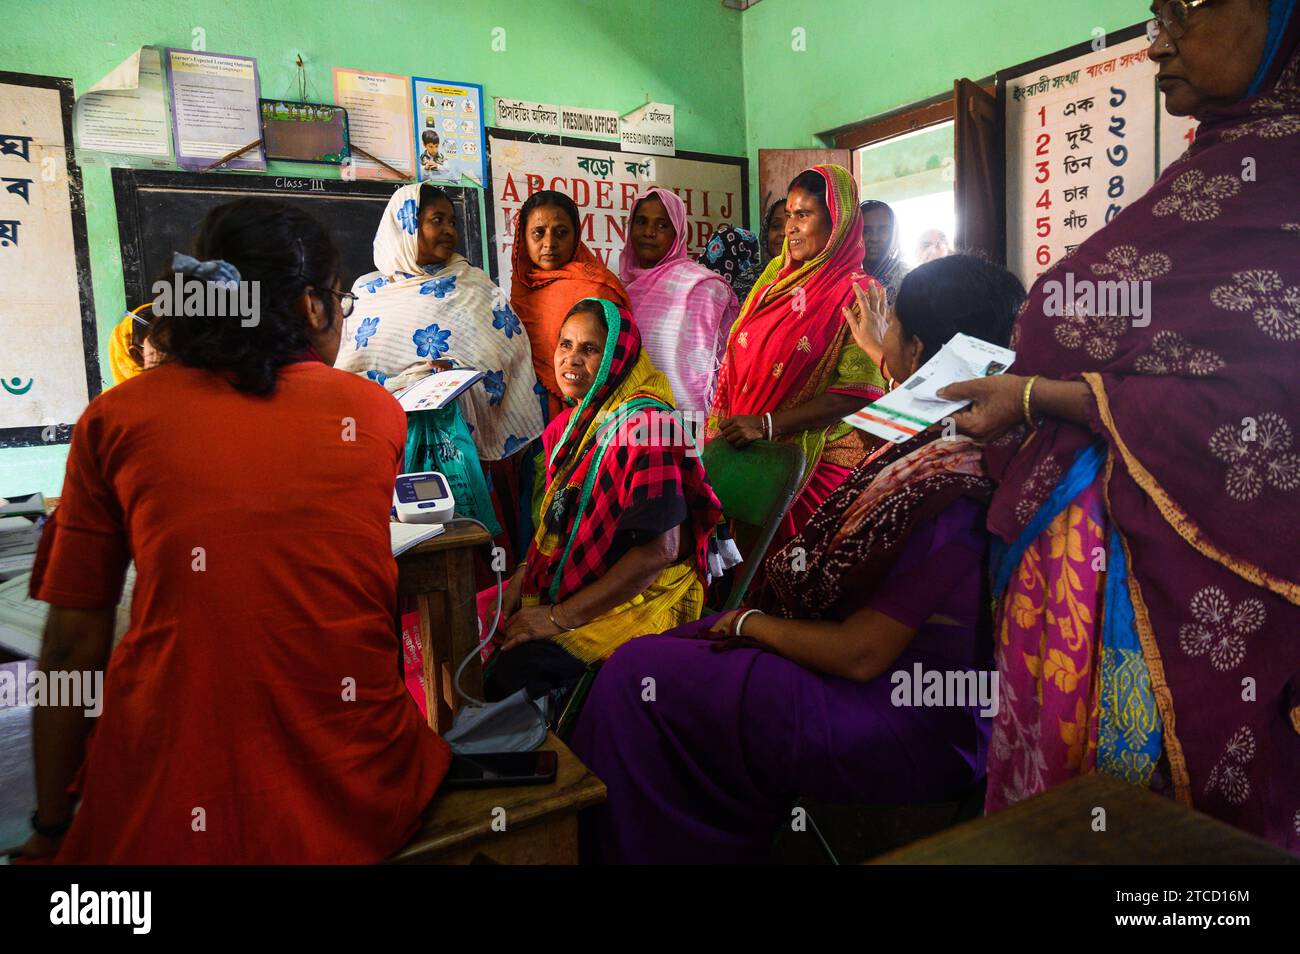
[1022,375,1040,429]
[549,603,577,633]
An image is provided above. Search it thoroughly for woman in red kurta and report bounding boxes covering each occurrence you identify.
[22,199,450,864]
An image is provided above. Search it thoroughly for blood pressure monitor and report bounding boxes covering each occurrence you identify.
[393,471,456,524]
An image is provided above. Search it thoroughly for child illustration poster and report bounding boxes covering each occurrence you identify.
[411,77,485,185]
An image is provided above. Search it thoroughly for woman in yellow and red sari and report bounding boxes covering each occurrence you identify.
[708,164,886,542]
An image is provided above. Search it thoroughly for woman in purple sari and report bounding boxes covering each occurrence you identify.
[941,0,1300,850]
[571,256,1026,863]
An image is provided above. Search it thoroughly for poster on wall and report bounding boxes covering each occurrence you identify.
[0,72,99,448]
[164,48,264,172]
[411,77,485,185]
[72,46,173,167]
[1001,25,1197,287]
[485,128,747,291]
[333,68,413,180]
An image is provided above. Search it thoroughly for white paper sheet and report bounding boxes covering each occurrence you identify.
[844,334,1016,444]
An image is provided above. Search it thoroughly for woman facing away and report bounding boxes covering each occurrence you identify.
[619,187,740,416]
[708,164,887,545]
[937,0,1300,850]
[484,299,733,704]
[572,255,1026,864]
[20,198,450,863]
[336,182,544,544]
[509,189,630,423]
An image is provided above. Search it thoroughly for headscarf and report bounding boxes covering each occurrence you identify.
[767,431,993,619]
[859,199,909,304]
[708,164,884,474]
[696,224,760,294]
[509,205,630,418]
[107,305,153,385]
[985,16,1300,844]
[618,187,739,413]
[522,299,723,613]
[335,183,544,461]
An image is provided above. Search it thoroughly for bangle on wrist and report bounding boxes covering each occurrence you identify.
[549,602,578,632]
[30,809,74,839]
[732,608,763,637]
[1022,375,1041,429]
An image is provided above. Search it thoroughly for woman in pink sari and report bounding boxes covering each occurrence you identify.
[618,187,739,415]
[942,0,1300,851]
[708,164,886,541]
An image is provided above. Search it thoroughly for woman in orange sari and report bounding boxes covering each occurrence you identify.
[708,164,886,541]
[509,189,630,422]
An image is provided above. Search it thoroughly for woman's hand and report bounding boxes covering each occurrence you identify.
[495,605,560,652]
[720,415,765,448]
[709,611,739,635]
[499,567,525,620]
[939,374,1027,444]
[842,280,889,367]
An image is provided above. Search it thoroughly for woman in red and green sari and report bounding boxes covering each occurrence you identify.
[484,298,730,703]
[708,164,886,542]
[942,0,1300,850]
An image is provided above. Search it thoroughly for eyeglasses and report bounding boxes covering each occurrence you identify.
[318,288,356,318]
[1146,0,1215,43]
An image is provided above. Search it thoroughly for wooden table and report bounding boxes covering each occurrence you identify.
[396,522,492,733]
[389,733,606,865]
[871,773,1297,864]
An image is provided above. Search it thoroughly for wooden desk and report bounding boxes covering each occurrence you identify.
[871,773,1297,864]
[389,733,606,865]
[396,522,492,733]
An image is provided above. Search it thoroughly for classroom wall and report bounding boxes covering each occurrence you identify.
[1,0,1154,498]
[0,0,745,497]
[741,0,1146,207]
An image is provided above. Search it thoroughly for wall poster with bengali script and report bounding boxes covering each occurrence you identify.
[1000,24,1199,288]
[0,71,98,448]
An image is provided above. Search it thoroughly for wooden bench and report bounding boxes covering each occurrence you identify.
[389,733,606,865]
[870,772,1297,864]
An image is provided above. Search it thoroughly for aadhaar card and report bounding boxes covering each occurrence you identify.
[844,334,1016,444]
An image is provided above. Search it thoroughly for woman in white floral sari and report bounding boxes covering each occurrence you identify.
[337,183,544,540]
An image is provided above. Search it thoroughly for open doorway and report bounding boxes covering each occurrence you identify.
[853,121,955,269]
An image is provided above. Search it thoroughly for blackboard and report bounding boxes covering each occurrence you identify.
[112,169,484,308]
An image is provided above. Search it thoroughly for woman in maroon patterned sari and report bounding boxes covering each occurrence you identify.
[942,0,1300,850]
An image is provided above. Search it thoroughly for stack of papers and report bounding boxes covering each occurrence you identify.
[844,334,1016,444]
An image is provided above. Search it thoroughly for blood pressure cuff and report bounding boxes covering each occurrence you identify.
[442,688,548,755]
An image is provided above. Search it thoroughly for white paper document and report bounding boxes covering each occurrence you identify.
[73,46,172,159]
[844,334,1016,444]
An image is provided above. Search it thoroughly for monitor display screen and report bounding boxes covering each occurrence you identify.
[413,476,445,500]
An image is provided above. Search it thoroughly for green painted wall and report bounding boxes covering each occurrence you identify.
[0,0,744,497]
[2,0,1152,498]
[741,0,1146,208]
